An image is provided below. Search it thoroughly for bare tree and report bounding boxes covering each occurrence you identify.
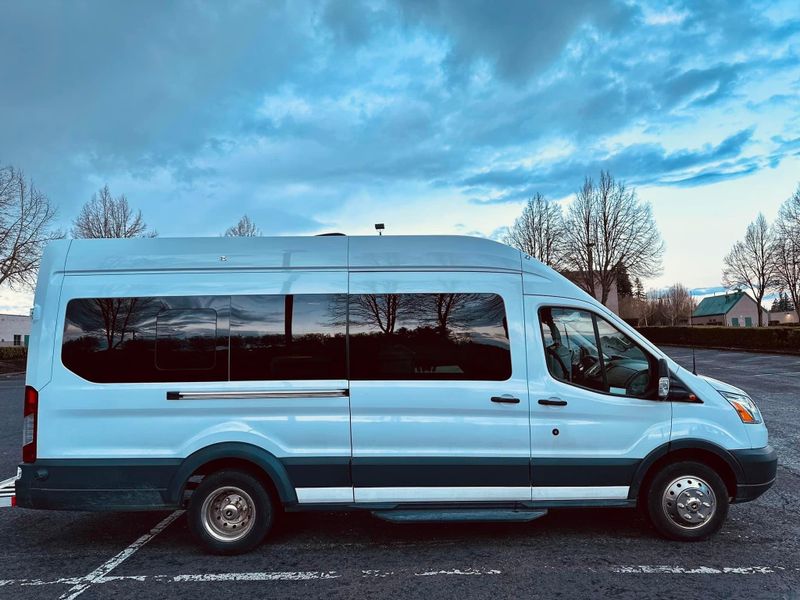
[503,193,565,269]
[349,294,401,334]
[644,284,696,326]
[563,171,664,306]
[773,185,800,323]
[722,213,776,326]
[0,165,62,288]
[224,215,261,237]
[72,185,155,238]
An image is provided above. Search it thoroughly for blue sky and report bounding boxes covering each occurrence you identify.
[1,0,799,311]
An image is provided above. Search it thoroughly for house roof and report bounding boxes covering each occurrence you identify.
[692,291,748,317]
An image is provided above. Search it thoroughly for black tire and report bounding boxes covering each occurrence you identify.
[188,469,274,555]
[645,461,729,541]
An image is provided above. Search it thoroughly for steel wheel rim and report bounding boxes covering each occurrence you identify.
[661,475,716,529]
[201,485,256,542]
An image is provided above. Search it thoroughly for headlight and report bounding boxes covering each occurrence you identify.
[719,391,762,424]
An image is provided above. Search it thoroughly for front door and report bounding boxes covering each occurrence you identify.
[525,296,671,502]
[349,271,531,503]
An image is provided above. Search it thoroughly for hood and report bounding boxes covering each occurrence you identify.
[698,375,748,396]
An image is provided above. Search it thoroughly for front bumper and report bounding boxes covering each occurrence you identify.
[731,445,777,503]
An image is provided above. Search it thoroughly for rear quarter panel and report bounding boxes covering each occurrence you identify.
[37,270,350,462]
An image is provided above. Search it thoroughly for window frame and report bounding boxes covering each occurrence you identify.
[537,305,659,400]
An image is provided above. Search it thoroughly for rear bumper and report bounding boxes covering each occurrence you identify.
[731,445,777,503]
[15,460,181,511]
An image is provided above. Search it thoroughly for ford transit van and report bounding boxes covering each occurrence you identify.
[15,235,776,554]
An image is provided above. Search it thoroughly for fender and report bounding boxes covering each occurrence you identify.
[628,438,745,499]
[166,442,297,505]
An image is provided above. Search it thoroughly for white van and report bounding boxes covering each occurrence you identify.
[15,235,776,554]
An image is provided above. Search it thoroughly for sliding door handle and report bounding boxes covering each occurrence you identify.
[538,398,568,406]
[491,395,521,404]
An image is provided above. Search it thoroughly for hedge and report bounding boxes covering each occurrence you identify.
[0,346,27,360]
[636,326,800,354]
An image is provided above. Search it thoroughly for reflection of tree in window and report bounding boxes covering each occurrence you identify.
[66,297,155,351]
[62,296,228,383]
[349,293,511,380]
[349,294,403,334]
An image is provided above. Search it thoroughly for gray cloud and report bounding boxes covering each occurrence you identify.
[466,128,759,202]
[0,0,797,235]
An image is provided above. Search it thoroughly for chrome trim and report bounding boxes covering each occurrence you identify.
[296,487,354,503]
[167,389,349,400]
[354,486,532,503]
[530,486,629,500]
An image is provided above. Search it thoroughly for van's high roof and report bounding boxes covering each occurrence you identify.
[50,235,531,273]
[42,235,592,302]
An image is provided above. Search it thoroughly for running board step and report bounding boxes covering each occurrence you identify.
[371,508,548,523]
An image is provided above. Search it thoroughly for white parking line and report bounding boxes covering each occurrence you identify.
[58,510,183,600]
[1,564,795,590]
[612,565,780,574]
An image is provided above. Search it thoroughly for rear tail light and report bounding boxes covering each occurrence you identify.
[22,386,37,463]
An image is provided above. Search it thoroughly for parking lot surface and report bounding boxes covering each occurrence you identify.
[0,347,798,599]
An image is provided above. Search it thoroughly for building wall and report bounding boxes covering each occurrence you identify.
[0,314,31,347]
[724,296,768,327]
[768,310,800,325]
[589,282,620,316]
[691,314,725,326]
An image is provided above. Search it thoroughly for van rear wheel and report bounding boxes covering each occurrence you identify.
[188,469,274,555]
[645,461,728,541]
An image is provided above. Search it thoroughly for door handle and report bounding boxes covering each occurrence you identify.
[491,395,521,404]
[538,398,568,406]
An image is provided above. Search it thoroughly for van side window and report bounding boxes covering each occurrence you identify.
[539,307,654,398]
[62,296,229,383]
[230,294,346,380]
[349,293,511,380]
[155,309,218,370]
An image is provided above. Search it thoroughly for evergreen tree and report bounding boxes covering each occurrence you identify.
[616,263,633,298]
[633,277,646,300]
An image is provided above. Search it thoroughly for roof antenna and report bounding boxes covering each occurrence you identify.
[374,223,385,236]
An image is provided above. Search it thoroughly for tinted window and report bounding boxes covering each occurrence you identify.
[230,294,346,380]
[155,309,218,370]
[349,293,511,380]
[539,306,653,397]
[62,296,228,383]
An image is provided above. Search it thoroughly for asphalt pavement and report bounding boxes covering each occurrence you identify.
[0,347,798,599]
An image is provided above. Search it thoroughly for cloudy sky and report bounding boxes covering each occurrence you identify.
[1,0,799,312]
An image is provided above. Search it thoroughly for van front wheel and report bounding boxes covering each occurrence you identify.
[188,470,274,555]
[646,461,729,541]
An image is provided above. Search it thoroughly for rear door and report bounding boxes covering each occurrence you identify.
[525,296,671,502]
[348,271,531,503]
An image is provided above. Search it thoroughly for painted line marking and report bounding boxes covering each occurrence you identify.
[169,571,340,582]
[58,510,183,600]
[1,565,796,590]
[612,565,779,575]
[415,568,502,576]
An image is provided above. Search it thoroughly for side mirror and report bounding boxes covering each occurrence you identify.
[657,358,670,400]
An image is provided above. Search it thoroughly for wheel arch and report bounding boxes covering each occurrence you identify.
[629,439,744,501]
[167,442,297,506]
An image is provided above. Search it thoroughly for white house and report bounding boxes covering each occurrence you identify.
[768,309,800,326]
[0,313,31,347]
[691,291,769,327]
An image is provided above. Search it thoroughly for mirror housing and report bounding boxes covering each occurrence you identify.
[657,358,670,400]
